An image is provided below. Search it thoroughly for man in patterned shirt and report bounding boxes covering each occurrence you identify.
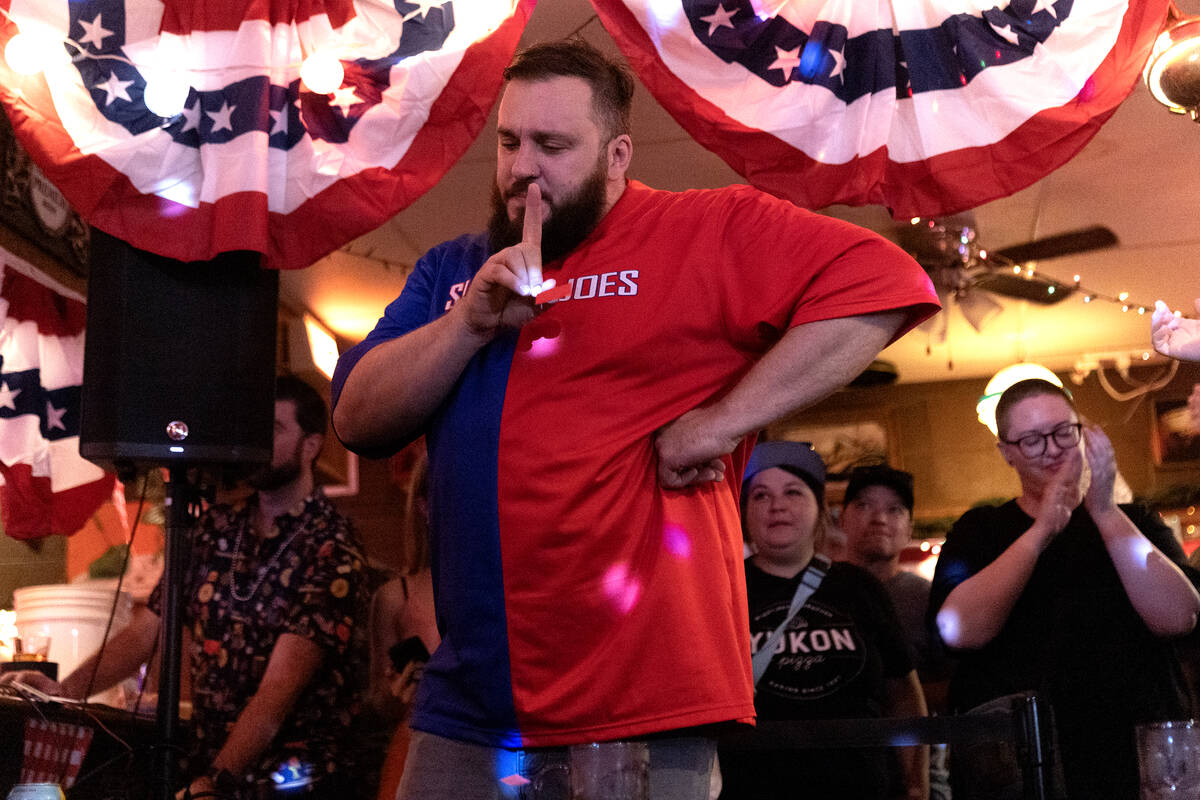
[1,375,368,799]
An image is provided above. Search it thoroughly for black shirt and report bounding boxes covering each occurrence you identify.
[930,501,1197,799]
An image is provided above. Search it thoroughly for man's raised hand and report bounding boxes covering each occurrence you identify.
[453,183,554,340]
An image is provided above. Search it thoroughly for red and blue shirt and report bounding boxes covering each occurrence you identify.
[332,181,938,747]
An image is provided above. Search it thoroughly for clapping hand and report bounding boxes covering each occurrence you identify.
[1151,299,1200,362]
[1034,448,1082,537]
[1082,424,1118,515]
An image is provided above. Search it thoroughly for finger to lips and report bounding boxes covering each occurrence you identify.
[522,183,543,295]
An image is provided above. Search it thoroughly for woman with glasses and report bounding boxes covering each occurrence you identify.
[930,378,1200,799]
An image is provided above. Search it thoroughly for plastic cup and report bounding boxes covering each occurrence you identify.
[1136,720,1200,799]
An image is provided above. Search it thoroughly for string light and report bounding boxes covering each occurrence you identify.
[299,51,344,94]
[3,24,65,75]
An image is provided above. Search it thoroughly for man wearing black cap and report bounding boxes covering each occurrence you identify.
[840,465,952,798]
[840,466,950,694]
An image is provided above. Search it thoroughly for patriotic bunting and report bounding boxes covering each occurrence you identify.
[0,0,535,270]
[591,0,1169,217]
[0,247,114,540]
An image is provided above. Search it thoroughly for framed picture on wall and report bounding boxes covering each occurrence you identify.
[1152,396,1200,466]
[769,412,899,479]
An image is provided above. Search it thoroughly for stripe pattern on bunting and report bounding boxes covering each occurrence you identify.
[0,249,115,540]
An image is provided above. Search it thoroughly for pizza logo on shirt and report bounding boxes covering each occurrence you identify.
[442,270,640,310]
[752,600,866,700]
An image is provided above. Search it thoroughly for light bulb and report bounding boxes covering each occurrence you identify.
[300,52,344,94]
[4,28,63,76]
[143,70,190,118]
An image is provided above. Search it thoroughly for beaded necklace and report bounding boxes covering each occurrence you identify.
[228,499,310,603]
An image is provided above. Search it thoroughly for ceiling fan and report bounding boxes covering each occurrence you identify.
[896,214,1119,333]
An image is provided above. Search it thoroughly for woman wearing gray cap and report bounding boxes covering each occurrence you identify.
[718,441,929,800]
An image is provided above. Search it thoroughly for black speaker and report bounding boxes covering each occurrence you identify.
[80,229,279,471]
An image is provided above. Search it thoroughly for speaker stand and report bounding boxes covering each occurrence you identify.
[154,465,198,800]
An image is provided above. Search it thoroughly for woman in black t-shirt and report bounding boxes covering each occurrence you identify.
[719,441,929,800]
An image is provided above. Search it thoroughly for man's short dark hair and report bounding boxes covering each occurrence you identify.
[275,374,328,437]
[504,39,634,141]
[995,379,1075,439]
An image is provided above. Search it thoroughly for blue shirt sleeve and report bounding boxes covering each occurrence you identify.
[330,233,490,456]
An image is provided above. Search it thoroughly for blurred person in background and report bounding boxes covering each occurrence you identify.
[0,375,368,799]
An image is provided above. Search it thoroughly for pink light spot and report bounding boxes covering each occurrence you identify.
[602,563,643,614]
[499,774,531,787]
[528,335,560,358]
[663,523,693,559]
[1078,76,1096,102]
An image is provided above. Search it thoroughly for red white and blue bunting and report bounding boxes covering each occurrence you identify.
[591,0,1169,217]
[0,0,534,270]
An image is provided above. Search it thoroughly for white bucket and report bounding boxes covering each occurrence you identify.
[13,581,133,705]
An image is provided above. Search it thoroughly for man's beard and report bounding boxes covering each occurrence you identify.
[248,445,304,492]
[488,162,609,263]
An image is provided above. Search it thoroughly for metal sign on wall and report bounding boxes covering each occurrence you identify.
[0,111,89,278]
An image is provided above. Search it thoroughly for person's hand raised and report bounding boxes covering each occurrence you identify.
[1152,299,1200,362]
[454,183,556,341]
[1033,448,1082,538]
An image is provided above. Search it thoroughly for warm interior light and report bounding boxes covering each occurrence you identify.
[299,52,344,94]
[1144,10,1200,120]
[976,363,1064,435]
[4,27,63,76]
[304,315,339,381]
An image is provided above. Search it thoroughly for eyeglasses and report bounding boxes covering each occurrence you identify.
[1000,422,1083,458]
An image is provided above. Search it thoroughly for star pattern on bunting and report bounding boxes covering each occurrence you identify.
[829,48,846,78]
[0,381,20,411]
[180,101,201,133]
[699,4,737,36]
[207,101,236,133]
[401,0,444,20]
[768,45,802,79]
[76,14,114,51]
[269,107,289,136]
[329,85,362,114]
[96,72,134,106]
[45,401,67,431]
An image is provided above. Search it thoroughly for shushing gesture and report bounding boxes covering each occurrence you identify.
[454,183,556,340]
[1152,299,1200,362]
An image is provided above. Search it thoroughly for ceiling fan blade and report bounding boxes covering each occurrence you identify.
[972,273,1075,305]
[989,225,1118,264]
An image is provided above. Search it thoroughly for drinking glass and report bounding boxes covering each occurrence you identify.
[568,741,649,800]
[1136,720,1200,799]
[13,634,51,662]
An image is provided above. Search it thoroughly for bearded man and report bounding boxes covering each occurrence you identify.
[332,38,939,800]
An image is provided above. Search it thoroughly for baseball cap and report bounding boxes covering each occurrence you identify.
[742,441,826,505]
[843,465,914,512]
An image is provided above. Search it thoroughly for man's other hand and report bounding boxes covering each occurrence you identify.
[654,407,738,488]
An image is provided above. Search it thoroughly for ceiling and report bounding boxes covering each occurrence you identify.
[279,0,1200,385]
